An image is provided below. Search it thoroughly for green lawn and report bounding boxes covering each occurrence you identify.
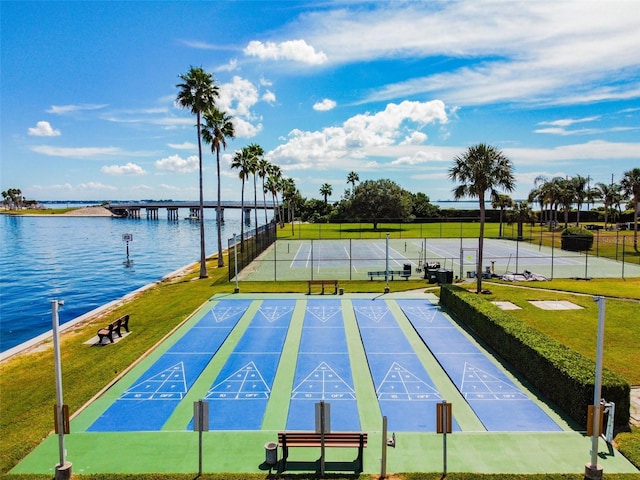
[481,279,640,384]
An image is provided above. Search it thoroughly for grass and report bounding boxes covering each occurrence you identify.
[481,278,640,383]
[0,208,77,215]
[1,243,639,478]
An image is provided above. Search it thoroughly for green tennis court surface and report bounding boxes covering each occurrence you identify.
[13,293,638,475]
[242,239,640,281]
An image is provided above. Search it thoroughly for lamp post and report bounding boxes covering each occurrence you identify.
[585,296,605,480]
[52,299,72,480]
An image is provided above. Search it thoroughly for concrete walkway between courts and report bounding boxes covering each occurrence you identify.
[11,292,639,476]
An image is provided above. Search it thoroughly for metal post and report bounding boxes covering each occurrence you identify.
[311,239,314,281]
[551,228,555,280]
[52,300,71,479]
[320,400,325,477]
[385,233,390,293]
[233,234,239,293]
[585,296,606,480]
[381,415,387,478]
[622,236,626,279]
[442,402,448,478]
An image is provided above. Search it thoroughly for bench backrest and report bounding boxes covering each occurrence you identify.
[278,432,367,445]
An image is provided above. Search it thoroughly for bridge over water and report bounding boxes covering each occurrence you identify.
[105,201,278,220]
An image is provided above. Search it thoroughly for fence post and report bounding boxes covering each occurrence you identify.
[622,236,626,279]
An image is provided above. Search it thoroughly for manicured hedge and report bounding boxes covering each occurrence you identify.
[439,284,630,427]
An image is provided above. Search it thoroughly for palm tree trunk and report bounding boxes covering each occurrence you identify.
[196,112,207,279]
[240,179,245,252]
[216,150,224,268]
[262,179,268,225]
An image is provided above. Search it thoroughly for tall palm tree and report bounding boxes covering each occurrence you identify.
[201,108,234,268]
[256,157,271,224]
[347,171,359,194]
[247,143,264,234]
[265,164,283,226]
[449,144,515,293]
[491,193,514,237]
[319,183,333,204]
[621,167,640,251]
[230,147,252,251]
[176,66,219,278]
[281,177,298,235]
[553,177,575,228]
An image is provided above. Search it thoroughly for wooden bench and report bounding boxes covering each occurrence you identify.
[307,279,339,295]
[97,314,130,344]
[367,270,411,280]
[278,431,367,473]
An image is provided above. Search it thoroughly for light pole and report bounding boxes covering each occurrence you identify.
[52,299,72,479]
[585,296,605,480]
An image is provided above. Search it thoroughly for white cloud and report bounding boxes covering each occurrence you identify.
[31,145,123,158]
[168,142,197,150]
[155,154,199,173]
[101,162,146,175]
[268,99,448,169]
[289,1,639,106]
[262,90,276,104]
[77,181,117,191]
[244,39,327,65]
[313,99,336,111]
[47,104,107,114]
[233,117,262,138]
[538,116,600,127]
[400,131,427,145]
[219,76,260,118]
[28,121,60,137]
[217,59,238,72]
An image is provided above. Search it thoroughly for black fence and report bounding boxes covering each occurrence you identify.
[227,221,277,281]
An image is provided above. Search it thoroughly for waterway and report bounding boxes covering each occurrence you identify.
[0,208,248,353]
[0,199,494,353]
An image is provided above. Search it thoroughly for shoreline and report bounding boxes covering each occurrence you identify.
[0,258,200,362]
[1,206,115,217]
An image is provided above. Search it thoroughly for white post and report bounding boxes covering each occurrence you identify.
[585,296,605,480]
[52,300,72,479]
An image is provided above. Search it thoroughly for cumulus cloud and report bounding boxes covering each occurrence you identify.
[269,99,447,169]
[155,154,198,173]
[101,162,146,175]
[244,39,327,65]
[77,182,117,191]
[28,121,61,137]
[313,99,336,111]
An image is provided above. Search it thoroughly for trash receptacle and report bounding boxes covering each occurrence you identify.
[437,269,453,284]
[265,441,278,466]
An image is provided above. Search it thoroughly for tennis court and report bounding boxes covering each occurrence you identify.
[12,293,638,475]
[243,238,640,281]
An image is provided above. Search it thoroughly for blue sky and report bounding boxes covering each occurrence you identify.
[1,1,639,203]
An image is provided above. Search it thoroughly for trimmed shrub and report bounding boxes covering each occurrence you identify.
[439,284,630,427]
[561,226,594,251]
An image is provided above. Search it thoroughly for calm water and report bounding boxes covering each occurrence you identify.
[0,209,248,352]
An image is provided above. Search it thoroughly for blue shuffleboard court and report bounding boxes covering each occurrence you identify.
[88,299,251,432]
[396,299,561,432]
[194,299,295,430]
[286,299,360,431]
[353,299,457,432]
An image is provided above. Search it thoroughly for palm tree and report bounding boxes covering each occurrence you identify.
[176,66,219,278]
[491,193,514,237]
[621,167,640,251]
[347,171,359,194]
[554,177,575,228]
[230,147,252,251]
[201,108,234,268]
[257,157,271,225]
[319,183,333,204]
[595,182,617,229]
[449,144,515,293]
[265,164,283,226]
[281,177,298,235]
[571,175,587,226]
[247,143,264,234]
